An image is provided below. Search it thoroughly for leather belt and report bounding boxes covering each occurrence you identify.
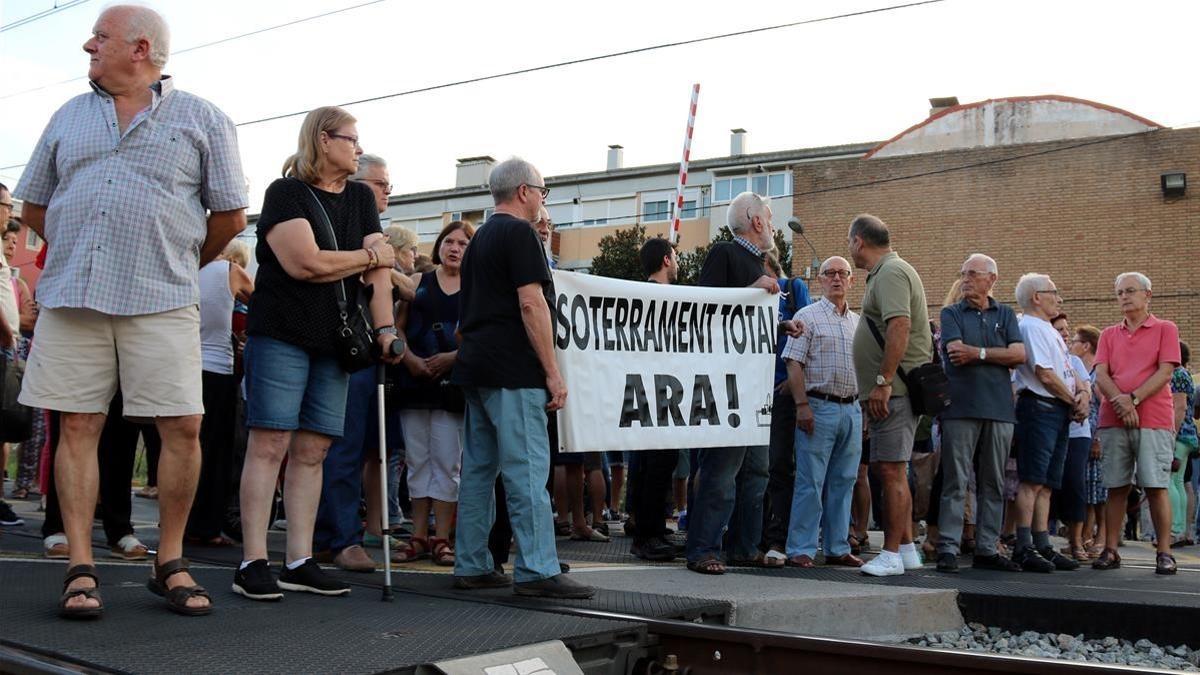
[807,390,857,405]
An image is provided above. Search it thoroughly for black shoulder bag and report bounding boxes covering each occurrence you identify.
[0,353,32,442]
[865,317,950,416]
[298,182,376,373]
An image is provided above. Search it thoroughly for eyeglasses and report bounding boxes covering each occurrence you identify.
[1115,287,1145,297]
[361,179,392,193]
[0,202,12,209]
[1034,289,1061,297]
[960,269,992,278]
[820,270,851,279]
[523,183,550,199]
[327,132,360,147]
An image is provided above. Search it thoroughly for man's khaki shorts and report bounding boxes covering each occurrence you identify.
[19,306,203,419]
[1097,427,1174,489]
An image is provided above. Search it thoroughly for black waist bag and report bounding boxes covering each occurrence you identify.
[866,318,950,417]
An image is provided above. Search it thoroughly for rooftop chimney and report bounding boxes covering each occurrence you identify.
[455,156,496,189]
[928,96,959,117]
[607,144,624,171]
[730,128,747,156]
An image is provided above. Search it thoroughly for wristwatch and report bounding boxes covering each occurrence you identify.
[1130,392,1140,407]
[978,347,987,361]
[373,326,399,338]
[876,374,892,386]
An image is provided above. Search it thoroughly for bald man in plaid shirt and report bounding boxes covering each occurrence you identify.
[780,256,864,568]
[15,5,246,617]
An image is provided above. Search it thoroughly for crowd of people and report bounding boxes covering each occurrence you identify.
[1,4,1197,622]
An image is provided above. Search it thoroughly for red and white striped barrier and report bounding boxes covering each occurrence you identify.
[671,83,700,244]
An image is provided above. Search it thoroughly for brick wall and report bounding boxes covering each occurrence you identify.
[791,127,1200,350]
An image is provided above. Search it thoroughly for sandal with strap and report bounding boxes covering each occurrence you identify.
[686,556,726,575]
[147,557,212,616]
[391,537,429,563]
[59,565,103,619]
[430,537,456,567]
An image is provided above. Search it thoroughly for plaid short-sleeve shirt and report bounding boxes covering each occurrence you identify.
[781,297,860,399]
[14,76,247,316]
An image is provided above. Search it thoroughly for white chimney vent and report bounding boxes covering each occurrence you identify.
[928,96,959,117]
[607,144,624,171]
[455,156,495,189]
[730,128,747,156]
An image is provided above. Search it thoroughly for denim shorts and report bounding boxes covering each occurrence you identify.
[244,335,350,437]
[1014,392,1070,488]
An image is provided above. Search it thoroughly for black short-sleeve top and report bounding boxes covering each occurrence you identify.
[247,177,382,355]
[451,213,554,389]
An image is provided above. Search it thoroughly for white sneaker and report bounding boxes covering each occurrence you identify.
[900,544,924,570]
[861,551,905,577]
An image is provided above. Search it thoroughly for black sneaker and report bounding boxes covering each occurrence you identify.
[454,571,513,590]
[1038,546,1080,571]
[935,552,958,573]
[1013,547,1054,573]
[972,553,1022,572]
[0,500,23,526]
[232,559,283,601]
[277,559,351,596]
[631,537,677,562]
[513,574,596,599]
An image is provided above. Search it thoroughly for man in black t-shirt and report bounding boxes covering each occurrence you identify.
[685,191,787,575]
[450,157,594,599]
[626,238,685,561]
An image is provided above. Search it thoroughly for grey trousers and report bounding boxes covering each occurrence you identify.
[937,419,1014,556]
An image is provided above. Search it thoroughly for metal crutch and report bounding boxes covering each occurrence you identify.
[376,338,405,602]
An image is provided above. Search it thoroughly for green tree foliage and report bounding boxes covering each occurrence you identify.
[589,224,647,281]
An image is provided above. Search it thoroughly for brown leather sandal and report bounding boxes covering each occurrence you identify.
[147,557,212,616]
[686,556,726,575]
[59,565,103,619]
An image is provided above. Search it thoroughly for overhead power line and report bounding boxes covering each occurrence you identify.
[235,0,949,128]
[0,0,90,33]
[1,0,390,101]
[545,130,1159,229]
[0,0,947,172]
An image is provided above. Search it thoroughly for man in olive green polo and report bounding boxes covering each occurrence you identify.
[848,214,933,576]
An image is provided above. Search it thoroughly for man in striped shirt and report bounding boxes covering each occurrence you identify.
[780,256,863,568]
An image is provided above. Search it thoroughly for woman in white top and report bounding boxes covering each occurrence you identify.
[186,240,253,544]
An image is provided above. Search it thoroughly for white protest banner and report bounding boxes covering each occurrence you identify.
[551,270,777,453]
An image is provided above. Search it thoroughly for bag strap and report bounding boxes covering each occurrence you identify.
[865,316,912,388]
[295,179,351,312]
[784,278,800,318]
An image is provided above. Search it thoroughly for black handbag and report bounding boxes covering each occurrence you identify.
[0,354,33,443]
[298,182,376,373]
[865,317,951,417]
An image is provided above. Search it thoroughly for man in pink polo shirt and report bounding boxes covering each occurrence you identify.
[1093,272,1180,575]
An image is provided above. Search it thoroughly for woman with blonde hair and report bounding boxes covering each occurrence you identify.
[236,106,401,600]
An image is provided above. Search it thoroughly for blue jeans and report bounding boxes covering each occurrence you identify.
[785,398,862,558]
[313,367,402,553]
[454,387,560,583]
[685,444,769,563]
[1015,393,1070,489]
[243,335,349,437]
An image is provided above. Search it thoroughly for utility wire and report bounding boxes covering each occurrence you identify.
[0,0,90,33]
[235,0,949,127]
[0,0,950,173]
[544,130,1158,228]
[0,0,390,101]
